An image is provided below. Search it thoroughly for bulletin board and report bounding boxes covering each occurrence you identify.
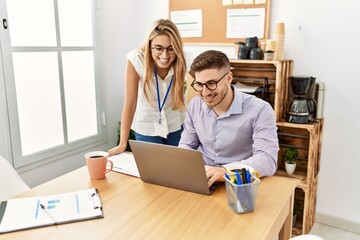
[169,0,271,45]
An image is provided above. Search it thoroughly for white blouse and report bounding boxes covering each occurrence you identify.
[127,49,192,136]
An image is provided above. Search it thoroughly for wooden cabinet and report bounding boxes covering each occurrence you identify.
[230,59,323,236]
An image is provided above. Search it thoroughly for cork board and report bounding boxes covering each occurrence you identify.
[169,0,271,45]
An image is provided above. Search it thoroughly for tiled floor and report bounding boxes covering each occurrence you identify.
[309,223,360,240]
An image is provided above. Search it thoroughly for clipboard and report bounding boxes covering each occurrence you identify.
[0,188,103,234]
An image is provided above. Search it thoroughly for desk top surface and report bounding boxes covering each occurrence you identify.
[0,166,297,240]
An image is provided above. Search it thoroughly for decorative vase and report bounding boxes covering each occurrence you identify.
[285,162,296,175]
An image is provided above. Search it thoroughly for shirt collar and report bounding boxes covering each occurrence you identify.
[228,86,243,114]
[201,85,243,117]
[163,67,174,82]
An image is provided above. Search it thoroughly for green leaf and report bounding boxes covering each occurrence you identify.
[284,147,298,164]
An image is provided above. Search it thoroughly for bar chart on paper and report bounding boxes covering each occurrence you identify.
[0,188,103,233]
[35,194,81,220]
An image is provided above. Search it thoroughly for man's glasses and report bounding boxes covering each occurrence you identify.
[191,72,230,92]
[151,45,175,55]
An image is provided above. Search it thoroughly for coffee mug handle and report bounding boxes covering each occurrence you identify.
[105,160,113,173]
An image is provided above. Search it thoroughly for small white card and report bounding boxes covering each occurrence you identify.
[154,120,169,139]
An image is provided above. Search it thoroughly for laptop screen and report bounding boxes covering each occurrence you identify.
[128,140,222,195]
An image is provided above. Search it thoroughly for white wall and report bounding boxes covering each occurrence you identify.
[100,0,169,150]
[99,0,360,231]
[0,42,12,161]
[99,0,136,151]
[270,0,360,228]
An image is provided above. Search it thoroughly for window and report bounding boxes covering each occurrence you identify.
[0,0,105,168]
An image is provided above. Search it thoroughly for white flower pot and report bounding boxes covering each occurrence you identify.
[264,52,274,61]
[285,162,296,175]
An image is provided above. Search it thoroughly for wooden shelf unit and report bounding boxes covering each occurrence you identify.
[229,59,294,121]
[292,176,319,235]
[276,121,322,187]
[276,120,323,235]
[229,60,323,236]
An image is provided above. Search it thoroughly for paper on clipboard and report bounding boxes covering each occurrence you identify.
[0,188,103,234]
[109,153,140,178]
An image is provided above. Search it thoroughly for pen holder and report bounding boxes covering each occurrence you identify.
[224,174,260,214]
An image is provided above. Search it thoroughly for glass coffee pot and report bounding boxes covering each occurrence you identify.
[286,76,317,124]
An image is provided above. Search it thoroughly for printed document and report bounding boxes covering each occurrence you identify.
[0,188,103,233]
[109,152,140,178]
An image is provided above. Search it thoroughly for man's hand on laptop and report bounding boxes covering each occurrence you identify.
[205,165,227,188]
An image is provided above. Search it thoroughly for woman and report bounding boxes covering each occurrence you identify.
[108,19,191,156]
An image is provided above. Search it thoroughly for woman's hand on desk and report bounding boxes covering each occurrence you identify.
[205,165,227,188]
[108,143,127,157]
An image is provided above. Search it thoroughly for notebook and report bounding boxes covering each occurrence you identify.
[128,140,222,195]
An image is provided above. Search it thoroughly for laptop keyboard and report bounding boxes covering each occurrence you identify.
[209,181,223,192]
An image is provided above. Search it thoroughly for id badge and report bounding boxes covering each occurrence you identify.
[154,120,169,139]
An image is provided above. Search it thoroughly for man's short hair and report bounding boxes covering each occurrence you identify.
[190,50,230,77]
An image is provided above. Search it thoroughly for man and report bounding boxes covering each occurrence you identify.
[179,50,278,187]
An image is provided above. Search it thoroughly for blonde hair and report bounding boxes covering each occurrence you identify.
[141,19,186,110]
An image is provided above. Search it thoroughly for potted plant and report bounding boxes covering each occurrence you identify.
[264,50,274,61]
[284,147,298,174]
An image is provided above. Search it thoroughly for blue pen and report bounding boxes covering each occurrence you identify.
[235,170,242,185]
[246,169,251,184]
[245,169,254,210]
[241,168,252,210]
[224,172,230,181]
[234,170,246,212]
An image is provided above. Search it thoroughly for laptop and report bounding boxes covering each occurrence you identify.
[128,140,222,195]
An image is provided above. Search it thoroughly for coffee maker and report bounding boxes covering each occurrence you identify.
[286,76,317,124]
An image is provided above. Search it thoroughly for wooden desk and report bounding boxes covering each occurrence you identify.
[1,167,297,240]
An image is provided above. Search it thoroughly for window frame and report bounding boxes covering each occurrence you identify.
[0,0,107,169]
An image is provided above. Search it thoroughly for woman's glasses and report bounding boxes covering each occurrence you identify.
[151,45,175,55]
[191,72,230,92]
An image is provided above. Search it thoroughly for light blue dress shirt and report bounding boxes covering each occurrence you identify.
[179,88,279,177]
